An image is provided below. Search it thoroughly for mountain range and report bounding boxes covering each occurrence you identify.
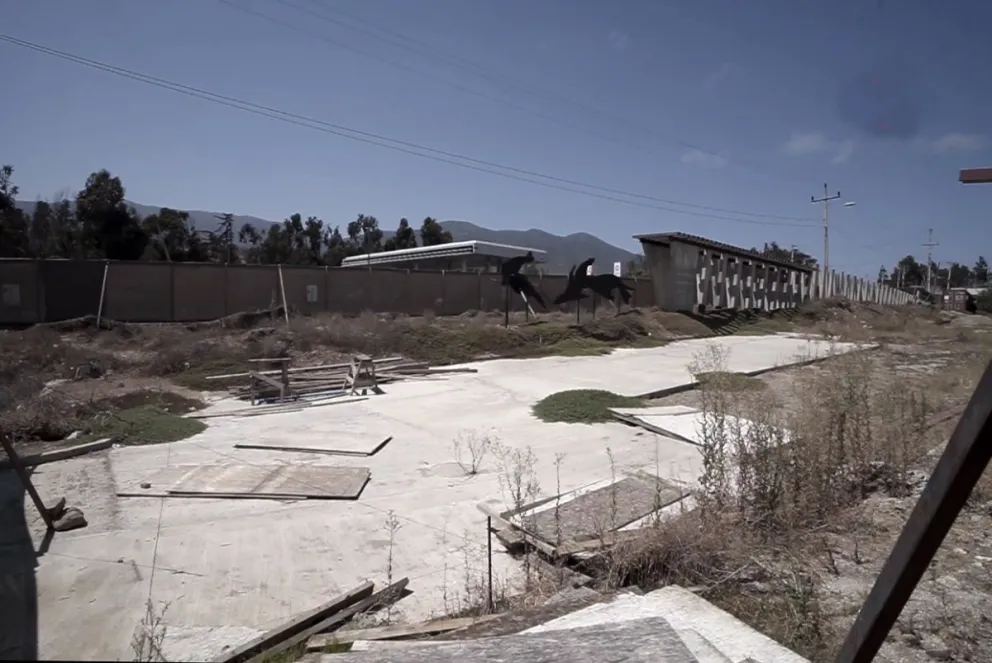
[14,200,642,274]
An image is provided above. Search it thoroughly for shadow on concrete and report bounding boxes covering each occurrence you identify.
[0,467,39,661]
[685,307,799,336]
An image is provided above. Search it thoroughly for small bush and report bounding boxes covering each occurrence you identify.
[532,389,644,424]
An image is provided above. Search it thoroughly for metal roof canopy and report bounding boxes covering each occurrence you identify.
[340,240,547,268]
[634,231,814,272]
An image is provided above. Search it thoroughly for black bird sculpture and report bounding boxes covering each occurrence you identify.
[554,257,635,312]
[500,251,546,314]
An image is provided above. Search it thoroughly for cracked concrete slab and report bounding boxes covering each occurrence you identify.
[22,334,861,659]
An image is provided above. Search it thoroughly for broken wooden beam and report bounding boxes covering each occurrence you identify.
[477,503,559,558]
[305,614,503,651]
[241,578,410,663]
[211,581,374,663]
[0,438,113,470]
[234,436,393,458]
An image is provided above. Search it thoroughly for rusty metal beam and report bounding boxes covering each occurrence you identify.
[835,358,992,662]
[959,167,992,184]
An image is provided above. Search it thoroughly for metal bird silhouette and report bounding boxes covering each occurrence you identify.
[500,251,546,312]
[554,257,635,312]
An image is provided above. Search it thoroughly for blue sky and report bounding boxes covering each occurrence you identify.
[2,0,990,277]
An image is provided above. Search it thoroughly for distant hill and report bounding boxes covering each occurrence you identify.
[14,200,640,274]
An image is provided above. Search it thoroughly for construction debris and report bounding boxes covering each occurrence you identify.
[0,437,113,470]
[304,614,504,651]
[118,464,371,501]
[212,578,410,663]
[0,437,87,533]
[203,355,478,405]
[234,436,393,457]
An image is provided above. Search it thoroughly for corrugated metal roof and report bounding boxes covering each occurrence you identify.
[633,232,815,272]
[340,240,546,267]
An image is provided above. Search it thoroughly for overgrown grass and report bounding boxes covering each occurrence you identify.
[589,339,985,661]
[81,403,206,445]
[1,389,205,446]
[532,389,645,424]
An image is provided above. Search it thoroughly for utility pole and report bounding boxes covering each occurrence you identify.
[923,228,938,293]
[811,183,841,275]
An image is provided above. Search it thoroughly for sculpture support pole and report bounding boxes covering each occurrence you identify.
[503,284,509,328]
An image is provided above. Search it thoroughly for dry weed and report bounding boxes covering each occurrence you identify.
[452,430,495,475]
[131,599,169,663]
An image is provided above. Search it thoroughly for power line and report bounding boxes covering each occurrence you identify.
[219,0,820,224]
[0,33,817,228]
[275,0,821,188]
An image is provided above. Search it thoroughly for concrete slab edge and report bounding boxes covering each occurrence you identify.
[632,343,879,399]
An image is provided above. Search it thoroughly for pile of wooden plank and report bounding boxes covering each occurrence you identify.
[211,578,502,663]
[204,355,477,403]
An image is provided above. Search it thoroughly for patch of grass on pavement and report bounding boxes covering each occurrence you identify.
[83,405,206,445]
[694,371,767,392]
[82,390,207,445]
[532,389,645,424]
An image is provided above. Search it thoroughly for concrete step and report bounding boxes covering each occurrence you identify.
[306,616,700,662]
[524,586,807,663]
[675,629,734,663]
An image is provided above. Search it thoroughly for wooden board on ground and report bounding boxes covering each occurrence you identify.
[212,581,374,663]
[520,474,686,546]
[247,578,410,663]
[167,464,371,500]
[0,438,113,470]
[234,436,392,457]
[305,615,503,650]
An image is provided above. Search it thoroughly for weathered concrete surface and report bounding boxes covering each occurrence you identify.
[319,616,697,663]
[24,334,860,660]
[526,586,809,663]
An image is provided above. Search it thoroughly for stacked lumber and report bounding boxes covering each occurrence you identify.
[211,577,503,662]
[204,356,477,402]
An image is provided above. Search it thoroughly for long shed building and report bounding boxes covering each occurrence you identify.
[635,232,815,312]
[340,240,546,273]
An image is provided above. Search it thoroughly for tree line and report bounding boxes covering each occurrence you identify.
[879,255,989,291]
[0,165,453,266]
[2,163,988,291]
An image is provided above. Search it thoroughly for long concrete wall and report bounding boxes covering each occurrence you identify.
[643,240,916,312]
[0,260,653,324]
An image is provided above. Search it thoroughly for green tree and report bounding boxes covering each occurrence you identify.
[141,207,200,261]
[347,214,384,254]
[28,199,54,257]
[75,169,147,260]
[419,217,452,246]
[974,256,989,285]
[212,213,239,263]
[384,217,418,252]
[751,241,818,269]
[323,226,348,266]
[877,265,888,283]
[0,164,29,257]
[48,192,80,258]
[303,216,327,264]
[892,255,924,287]
[947,262,972,288]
